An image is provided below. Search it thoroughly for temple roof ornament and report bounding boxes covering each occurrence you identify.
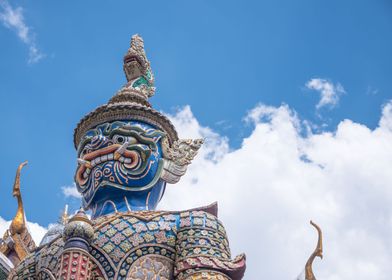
[9,161,28,235]
[305,221,323,280]
[0,162,35,267]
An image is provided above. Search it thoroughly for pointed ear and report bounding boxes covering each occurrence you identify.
[160,138,204,184]
[162,138,204,165]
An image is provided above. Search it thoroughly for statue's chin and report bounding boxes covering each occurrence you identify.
[82,179,167,215]
[79,169,164,209]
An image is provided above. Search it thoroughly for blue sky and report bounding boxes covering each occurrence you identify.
[1,1,392,278]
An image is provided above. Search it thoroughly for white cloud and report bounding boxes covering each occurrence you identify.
[379,101,392,132]
[0,0,44,63]
[0,216,47,245]
[160,101,392,280]
[62,183,82,199]
[306,78,345,110]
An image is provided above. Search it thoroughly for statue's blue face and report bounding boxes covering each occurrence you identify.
[75,121,166,210]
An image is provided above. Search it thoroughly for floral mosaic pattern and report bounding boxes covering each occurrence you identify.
[125,255,173,279]
[10,207,246,280]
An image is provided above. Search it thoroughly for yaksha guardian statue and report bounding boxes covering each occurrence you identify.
[0,35,246,280]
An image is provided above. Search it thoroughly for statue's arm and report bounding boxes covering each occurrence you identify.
[174,210,246,280]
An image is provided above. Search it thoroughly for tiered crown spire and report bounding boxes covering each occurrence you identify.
[74,34,178,149]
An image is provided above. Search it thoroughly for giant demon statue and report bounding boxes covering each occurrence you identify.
[1,35,247,280]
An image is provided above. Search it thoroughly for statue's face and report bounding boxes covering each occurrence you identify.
[75,121,165,208]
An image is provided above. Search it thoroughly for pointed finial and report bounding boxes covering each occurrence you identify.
[305,220,323,280]
[10,161,28,234]
[60,204,69,225]
[3,161,35,264]
[130,34,144,51]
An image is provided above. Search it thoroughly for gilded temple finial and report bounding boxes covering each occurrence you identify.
[10,161,28,235]
[1,161,35,266]
[305,220,323,280]
[60,204,69,225]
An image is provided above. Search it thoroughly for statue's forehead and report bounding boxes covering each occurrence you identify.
[84,120,160,136]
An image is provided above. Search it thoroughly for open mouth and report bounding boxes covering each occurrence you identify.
[76,143,139,187]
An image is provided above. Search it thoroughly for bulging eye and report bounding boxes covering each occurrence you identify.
[112,135,138,145]
[113,135,125,144]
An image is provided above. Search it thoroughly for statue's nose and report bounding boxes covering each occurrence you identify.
[90,135,110,148]
[91,134,104,142]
